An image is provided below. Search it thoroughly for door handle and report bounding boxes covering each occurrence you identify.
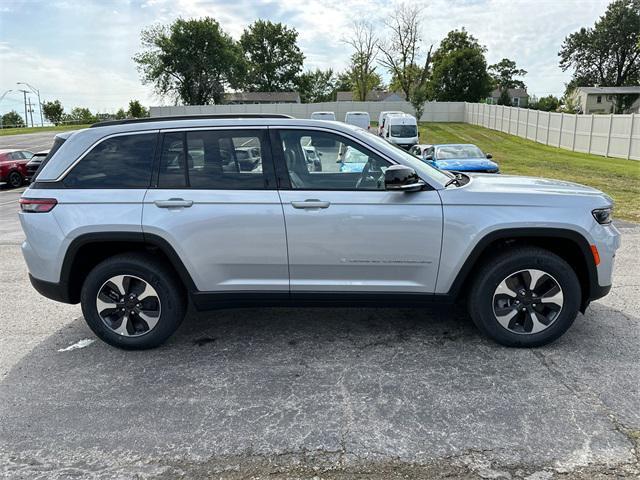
[154,198,193,208]
[291,199,331,209]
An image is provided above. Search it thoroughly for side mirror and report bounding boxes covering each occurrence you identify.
[318,152,323,157]
[486,153,493,159]
[385,165,425,192]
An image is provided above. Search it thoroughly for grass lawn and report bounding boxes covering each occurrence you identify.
[419,122,640,223]
[0,124,91,136]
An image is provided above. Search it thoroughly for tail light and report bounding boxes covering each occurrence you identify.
[19,198,57,213]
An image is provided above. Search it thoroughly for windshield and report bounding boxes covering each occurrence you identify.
[343,147,369,163]
[390,125,417,137]
[436,145,484,160]
[357,129,453,184]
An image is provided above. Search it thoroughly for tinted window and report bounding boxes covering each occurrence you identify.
[279,129,390,191]
[157,129,269,190]
[63,133,156,188]
[390,125,417,137]
[436,145,484,160]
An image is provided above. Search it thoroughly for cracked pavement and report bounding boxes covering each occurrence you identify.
[0,183,639,479]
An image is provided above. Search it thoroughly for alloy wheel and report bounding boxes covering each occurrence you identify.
[492,269,564,335]
[96,275,161,337]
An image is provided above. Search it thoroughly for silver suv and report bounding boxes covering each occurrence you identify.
[19,115,620,349]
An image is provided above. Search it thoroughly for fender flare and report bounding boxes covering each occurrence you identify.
[446,227,598,307]
[60,231,197,301]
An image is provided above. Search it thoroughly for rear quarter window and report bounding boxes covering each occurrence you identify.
[63,133,156,188]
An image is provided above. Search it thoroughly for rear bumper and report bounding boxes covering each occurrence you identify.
[29,274,74,304]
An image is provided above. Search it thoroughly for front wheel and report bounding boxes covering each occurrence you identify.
[468,247,581,347]
[81,253,186,349]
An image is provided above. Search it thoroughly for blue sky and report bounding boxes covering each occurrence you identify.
[0,0,611,118]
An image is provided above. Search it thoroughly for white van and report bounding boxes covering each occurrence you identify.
[382,113,419,149]
[377,111,404,135]
[310,111,336,121]
[344,111,370,130]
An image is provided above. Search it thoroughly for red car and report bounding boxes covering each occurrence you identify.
[0,149,33,188]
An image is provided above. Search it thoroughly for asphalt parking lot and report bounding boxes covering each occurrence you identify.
[0,132,639,479]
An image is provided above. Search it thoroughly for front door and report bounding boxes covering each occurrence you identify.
[143,128,288,293]
[273,128,443,294]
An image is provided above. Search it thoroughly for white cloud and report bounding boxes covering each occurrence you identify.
[0,0,613,115]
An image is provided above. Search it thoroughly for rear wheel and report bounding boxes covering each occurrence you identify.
[81,253,186,349]
[7,171,23,188]
[468,247,581,347]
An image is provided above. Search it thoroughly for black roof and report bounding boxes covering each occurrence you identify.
[90,113,294,128]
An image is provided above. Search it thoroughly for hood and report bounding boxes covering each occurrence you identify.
[440,172,613,210]
[434,158,499,171]
[464,173,607,198]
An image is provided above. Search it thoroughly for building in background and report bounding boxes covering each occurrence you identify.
[568,86,640,114]
[224,92,301,104]
[486,88,529,107]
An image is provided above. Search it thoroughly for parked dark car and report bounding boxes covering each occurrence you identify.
[25,150,49,182]
[0,149,33,188]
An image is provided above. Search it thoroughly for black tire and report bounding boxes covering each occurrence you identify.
[7,171,23,188]
[81,253,186,349]
[468,247,581,347]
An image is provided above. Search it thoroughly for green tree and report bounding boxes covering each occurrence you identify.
[127,100,148,118]
[134,18,244,105]
[559,0,640,112]
[497,88,512,105]
[531,95,560,111]
[427,29,492,102]
[296,69,336,103]
[42,100,64,125]
[64,107,96,125]
[115,108,127,120]
[489,58,527,89]
[335,71,354,92]
[240,20,304,92]
[1,111,25,129]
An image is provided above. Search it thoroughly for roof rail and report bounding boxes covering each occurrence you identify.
[90,113,294,128]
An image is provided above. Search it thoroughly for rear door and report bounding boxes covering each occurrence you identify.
[142,128,288,293]
[273,128,443,294]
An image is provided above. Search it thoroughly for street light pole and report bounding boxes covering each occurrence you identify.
[17,82,44,127]
[0,89,13,129]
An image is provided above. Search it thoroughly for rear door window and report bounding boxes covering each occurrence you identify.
[157,129,273,190]
[63,133,156,188]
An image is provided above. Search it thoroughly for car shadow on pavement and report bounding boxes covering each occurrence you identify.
[1,304,639,478]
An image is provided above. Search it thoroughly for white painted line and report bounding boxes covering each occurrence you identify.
[58,339,95,352]
[0,199,18,206]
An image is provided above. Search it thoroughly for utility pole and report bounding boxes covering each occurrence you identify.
[17,82,44,127]
[18,89,29,128]
[27,98,35,128]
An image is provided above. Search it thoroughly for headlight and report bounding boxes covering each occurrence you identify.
[592,207,613,225]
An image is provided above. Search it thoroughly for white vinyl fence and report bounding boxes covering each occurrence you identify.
[151,101,639,160]
[150,101,466,123]
[465,103,639,161]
